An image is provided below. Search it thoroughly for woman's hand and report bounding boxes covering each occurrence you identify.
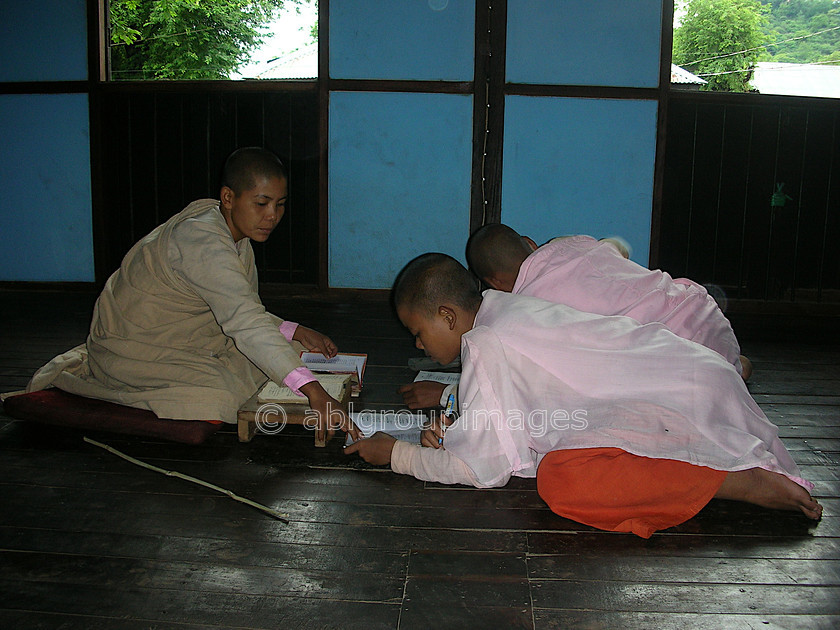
[300,381,361,446]
[343,432,397,466]
[293,326,338,358]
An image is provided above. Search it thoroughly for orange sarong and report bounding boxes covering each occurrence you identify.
[536,447,728,538]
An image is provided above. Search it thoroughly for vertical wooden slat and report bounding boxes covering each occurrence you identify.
[795,107,834,301]
[714,104,751,295]
[290,91,320,284]
[711,105,728,280]
[154,93,185,221]
[470,0,506,233]
[817,111,838,301]
[317,0,330,288]
[259,91,292,282]
[736,108,755,300]
[762,106,783,302]
[649,0,676,270]
[791,109,810,302]
[181,93,213,202]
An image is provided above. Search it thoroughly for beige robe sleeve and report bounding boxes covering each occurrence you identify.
[168,214,303,385]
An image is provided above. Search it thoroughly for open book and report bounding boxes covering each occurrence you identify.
[413,370,460,386]
[257,373,351,405]
[300,352,367,396]
[345,411,428,445]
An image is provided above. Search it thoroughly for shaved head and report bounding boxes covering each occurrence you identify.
[466,223,533,285]
[221,147,287,195]
[393,253,482,318]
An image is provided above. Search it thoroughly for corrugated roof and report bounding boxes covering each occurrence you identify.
[752,62,840,98]
[671,64,707,85]
[238,41,318,80]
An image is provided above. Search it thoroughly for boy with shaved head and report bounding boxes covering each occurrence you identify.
[468,224,749,377]
[348,253,820,538]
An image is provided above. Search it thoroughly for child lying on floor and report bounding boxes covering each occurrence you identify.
[400,223,750,410]
[345,253,821,538]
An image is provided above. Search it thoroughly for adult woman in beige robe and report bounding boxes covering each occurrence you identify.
[28,148,358,445]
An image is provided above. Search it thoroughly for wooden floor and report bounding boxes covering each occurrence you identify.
[1,289,838,629]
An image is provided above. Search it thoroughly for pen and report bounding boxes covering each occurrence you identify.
[439,393,456,445]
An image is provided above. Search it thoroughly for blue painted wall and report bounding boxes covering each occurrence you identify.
[500,0,663,265]
[327,0,664,287]
[2,0,665,286]
[330,0,474,81]
[0,0,88,82]
[0,0,94,282]
[502,96,659,264]
[328,1,477,288]
[329,92,473,288]
[0,94,94,281]
[506,0,662,87]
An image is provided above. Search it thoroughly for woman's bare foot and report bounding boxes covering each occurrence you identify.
[715,468,823,519]
[739,355,753,381]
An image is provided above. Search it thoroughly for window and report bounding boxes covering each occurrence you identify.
[671,0,840,97]
[107,0,318,81]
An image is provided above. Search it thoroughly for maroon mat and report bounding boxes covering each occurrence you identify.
[3,388,221,445]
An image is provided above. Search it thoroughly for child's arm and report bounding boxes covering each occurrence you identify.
[398,381,447,409]
[399,382,459,410]
[344,432,507,488]
[392,440,496,486]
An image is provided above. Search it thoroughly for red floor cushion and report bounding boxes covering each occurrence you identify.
[3,388,221,445]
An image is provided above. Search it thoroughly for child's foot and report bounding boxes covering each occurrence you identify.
[715,468,823,519]
[739,355,753,381]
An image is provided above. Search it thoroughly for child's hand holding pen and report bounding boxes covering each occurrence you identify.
[420,393,458,449]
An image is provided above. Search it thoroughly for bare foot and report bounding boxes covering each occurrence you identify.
[739,355,753,381]
[715,468,823,520]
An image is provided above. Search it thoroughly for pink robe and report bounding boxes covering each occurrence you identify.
[440,290,808,490]
[513,236,742,372]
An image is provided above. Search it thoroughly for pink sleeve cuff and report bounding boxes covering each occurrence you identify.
[278,320,299,342]
[283,366,317,396]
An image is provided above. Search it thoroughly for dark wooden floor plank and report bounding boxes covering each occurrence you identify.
[533,610,840,630]
[0,526,409,574]
[0,610,249,630]
[403,575,531,609]
[526,532,840,560]
[0,580,402,629]
[527,555,840,584]
[399,601,534,629]
[530,580,840,614]
[1,550,406,603]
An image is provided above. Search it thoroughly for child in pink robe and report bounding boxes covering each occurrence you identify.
[348,254,822,538]
[468,224,748,377]
[400,224,750,411]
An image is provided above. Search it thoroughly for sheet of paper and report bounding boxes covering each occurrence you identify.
[301,352,367,382]
[413,370,461,385]
[346,411,428,445]
[258,373,349,403]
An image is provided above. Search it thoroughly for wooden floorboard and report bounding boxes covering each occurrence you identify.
[0,289,838,629]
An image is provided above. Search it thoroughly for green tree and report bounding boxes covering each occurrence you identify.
[109,0,304,80]
[674,0,770,91]
[763,0,840,63]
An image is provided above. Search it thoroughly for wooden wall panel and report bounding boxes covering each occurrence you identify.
[660,94,839,306]
[95,87,319,285]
